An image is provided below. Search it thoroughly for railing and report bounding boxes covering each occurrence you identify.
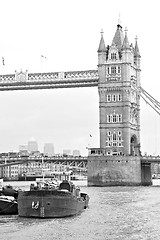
[0,156,88,165]
[0,70,99,90]
[141,156,160,163]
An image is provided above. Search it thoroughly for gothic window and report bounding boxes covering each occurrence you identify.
[118,131,121,136]
[108,131,111,136]
[113,114,116,122]
[119,115,122,122]
[116,114,119,122]
[107,115,112,123]
[106,94,111,102]
[113,133,117,141]
[111,66,116,74]
[118,94,122,101]
[111,53,117,60]
[107,114,122,123]
[113,142,117,147]
[112,94,116,102]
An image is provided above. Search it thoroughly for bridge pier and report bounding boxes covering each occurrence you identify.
[87,155,142,186]
[141,162,152,186]
[87,152,153,186]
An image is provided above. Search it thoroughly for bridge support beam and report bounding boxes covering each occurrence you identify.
[87,155,142,186]
[141,162,152,186]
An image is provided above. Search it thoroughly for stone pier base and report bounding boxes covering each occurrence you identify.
[87,155,143,186]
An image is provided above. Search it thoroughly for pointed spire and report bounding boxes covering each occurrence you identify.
[122,27,130,50]
[112,24,124,51]
[98,29,106,52]
[134,36,141,57]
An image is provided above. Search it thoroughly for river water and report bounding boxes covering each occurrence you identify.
[1,180,160,240]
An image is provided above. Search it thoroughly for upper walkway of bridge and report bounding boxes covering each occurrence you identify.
[0,70,99,90]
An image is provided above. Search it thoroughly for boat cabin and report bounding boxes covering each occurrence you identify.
[59,180,73,192]
[59,180,80,196]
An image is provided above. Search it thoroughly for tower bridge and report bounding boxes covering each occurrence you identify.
[0,22,159,185]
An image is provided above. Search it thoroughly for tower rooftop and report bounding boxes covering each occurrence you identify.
[112,24,124,50]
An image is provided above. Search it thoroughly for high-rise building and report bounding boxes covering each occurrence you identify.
[28,137,38,153]
[43,143,54,156]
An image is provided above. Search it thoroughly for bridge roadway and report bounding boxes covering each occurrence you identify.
[140,156,160,163]
[0,155,160,168]
[0,156,88,169]
[0,70,99,91]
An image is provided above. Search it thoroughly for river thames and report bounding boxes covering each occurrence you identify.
[1,180,160,240]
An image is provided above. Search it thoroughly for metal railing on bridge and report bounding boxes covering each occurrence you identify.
[141,156,160,163]
[0,156,88,170]
[0,70,99,91]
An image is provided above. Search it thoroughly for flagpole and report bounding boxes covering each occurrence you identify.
[1,57,5,81]
[40,55,47,80]
[40,55,43,80]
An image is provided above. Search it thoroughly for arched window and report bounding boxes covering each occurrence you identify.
[113,114,116,122]
[118,131,121,136]
[116,114,119,122]
[112,94,116,102]
[119,115,122,122]
[111,66,116,74]
[106,94,111,102]
[118,94,122,101]
[108,131,111,136]
[111,53,116,60]
[113,133,117,141]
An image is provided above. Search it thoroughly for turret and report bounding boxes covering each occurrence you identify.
[134,36,141,68]
[121,28,132,63]
[98,30,106,65]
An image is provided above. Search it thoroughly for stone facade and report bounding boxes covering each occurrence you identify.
[98,25,141,156]
[87,23,143,186]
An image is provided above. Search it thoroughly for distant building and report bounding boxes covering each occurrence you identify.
[44,143,54,156]
[73,150,80,157]
[19,144,29,156]
[28,137,38,153]
[19,144,28,152]
[63,149,71,156]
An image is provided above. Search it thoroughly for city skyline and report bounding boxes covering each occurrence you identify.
[18,137,81,155]
[0,0,160,156]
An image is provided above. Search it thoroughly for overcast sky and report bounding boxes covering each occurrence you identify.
[0,0,159,156]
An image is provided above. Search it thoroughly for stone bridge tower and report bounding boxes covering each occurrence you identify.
[98,24,141,156]
[88,23,144,186]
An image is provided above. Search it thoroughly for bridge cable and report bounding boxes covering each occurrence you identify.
[131,83,160,116]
